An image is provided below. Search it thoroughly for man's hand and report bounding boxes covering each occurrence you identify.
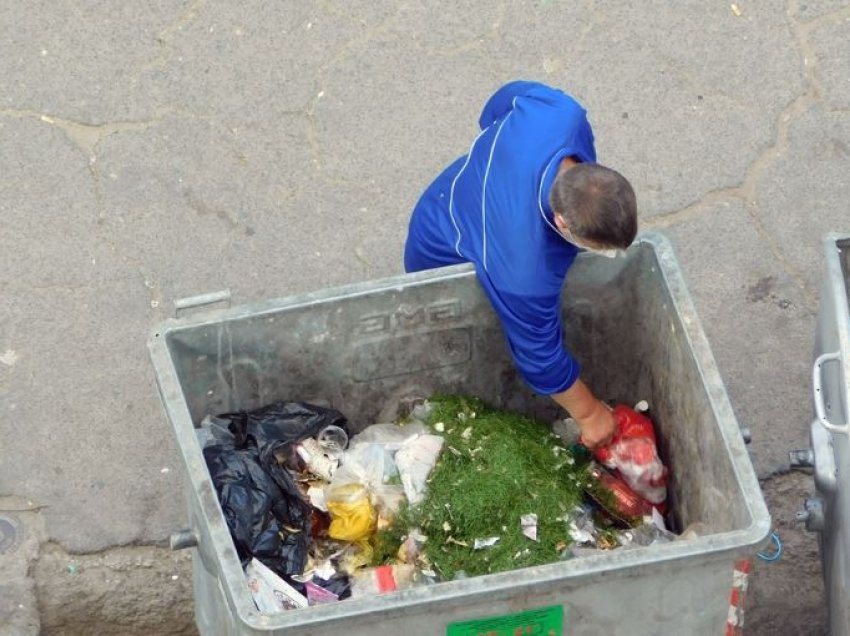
[551,378,617,450]
[576,404,617,450]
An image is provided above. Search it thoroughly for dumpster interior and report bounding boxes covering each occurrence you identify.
[161,240,757,616]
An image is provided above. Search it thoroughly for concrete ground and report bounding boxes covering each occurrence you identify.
[1,1,848,633]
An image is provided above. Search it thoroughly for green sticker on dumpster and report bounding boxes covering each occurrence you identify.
[447,605,563,636]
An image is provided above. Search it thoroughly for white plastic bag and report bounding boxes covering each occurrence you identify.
[349,422,429,451]
[395,433,444,505]
[327,422,443,512]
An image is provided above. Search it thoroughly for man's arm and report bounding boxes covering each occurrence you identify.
[473,277,615,449]
[551,379,617,449]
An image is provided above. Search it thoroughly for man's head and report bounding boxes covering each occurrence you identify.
[550,163,637,255]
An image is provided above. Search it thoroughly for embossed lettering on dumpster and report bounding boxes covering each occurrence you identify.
[359,300,462,334]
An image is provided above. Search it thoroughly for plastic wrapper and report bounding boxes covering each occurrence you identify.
[594,405,668,505]
[566,505,598,545]
[326,483,376,542]
[202,401,349,577]
[305,581,339,605]
[350,564,415,598]
[620,522,676,547]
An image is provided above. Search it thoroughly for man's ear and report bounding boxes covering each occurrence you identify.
[553,213,567,231]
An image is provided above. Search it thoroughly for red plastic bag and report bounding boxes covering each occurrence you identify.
[594,405,668,506]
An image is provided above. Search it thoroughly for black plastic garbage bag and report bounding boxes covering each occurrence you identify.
[203,446,309,576]
[202,401,349,578]
[221,401,348,450]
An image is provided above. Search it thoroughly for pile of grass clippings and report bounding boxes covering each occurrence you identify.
[373,395,615,579]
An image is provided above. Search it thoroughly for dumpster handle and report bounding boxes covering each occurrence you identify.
[173,290,232,317]
[170,528,199,551]
[813,351,846,434]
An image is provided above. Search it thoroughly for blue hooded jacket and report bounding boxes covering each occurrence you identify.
[404,81,597,395]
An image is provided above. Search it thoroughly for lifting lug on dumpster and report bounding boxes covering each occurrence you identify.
[789,448,814,469]
[796,496,825,532]
[174,290,232,317]
[170,528,199,551]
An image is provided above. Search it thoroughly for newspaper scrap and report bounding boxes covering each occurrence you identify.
[245,558,308,613]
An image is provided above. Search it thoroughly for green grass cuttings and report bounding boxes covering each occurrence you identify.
[374,395,595,579]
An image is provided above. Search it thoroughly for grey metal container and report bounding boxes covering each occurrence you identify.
[148,232,769,636]
[794,233,850,635]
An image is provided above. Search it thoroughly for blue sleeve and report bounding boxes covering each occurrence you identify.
[478,274,581,395]
[478,80,546,129]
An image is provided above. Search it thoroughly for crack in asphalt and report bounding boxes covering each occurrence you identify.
[0,108,167,310]
[644,0,850,309]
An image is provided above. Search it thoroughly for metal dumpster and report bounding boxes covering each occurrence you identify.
[148,231,770,636]
[793,233,850,635]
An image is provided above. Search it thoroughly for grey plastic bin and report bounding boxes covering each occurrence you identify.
[795,233,850,635]
[148,232,770,636]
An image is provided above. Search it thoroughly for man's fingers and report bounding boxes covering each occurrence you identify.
[579,435,599,451]
[579,431,614,451]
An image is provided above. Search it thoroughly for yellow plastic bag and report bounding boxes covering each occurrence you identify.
[326,483,376,542]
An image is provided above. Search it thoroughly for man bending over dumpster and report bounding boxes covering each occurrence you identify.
[404,80,637,450]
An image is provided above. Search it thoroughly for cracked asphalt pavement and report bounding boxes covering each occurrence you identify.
[1,1,848,633]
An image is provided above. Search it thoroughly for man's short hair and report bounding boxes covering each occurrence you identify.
[549,163,637,249]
